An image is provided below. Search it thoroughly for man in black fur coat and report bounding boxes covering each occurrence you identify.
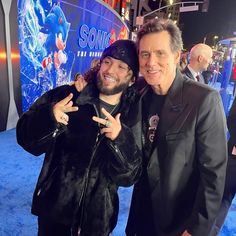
[16,40,142,236]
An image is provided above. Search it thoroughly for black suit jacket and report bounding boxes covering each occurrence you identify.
[182,66,206,84]
[126,70,227,236]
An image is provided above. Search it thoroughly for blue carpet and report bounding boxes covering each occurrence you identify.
[0,129,235,236]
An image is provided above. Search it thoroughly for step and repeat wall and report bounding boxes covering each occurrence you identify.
[0,0,129,131]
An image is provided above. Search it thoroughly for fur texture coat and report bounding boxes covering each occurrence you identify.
[17,82,142,236]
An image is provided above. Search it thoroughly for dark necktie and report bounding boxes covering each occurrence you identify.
[196,75,200,82]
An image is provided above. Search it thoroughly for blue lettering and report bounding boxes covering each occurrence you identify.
[96,30,103,50]
[104,33,111,48]
[78,24,112,50]
[88,27,96,49]
[101,32,107,49]
[79,24,89,48]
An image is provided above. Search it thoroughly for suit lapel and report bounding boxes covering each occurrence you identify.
[184,67,195,81]
[198,74,205,84]
[159,71,189,136]
[147,147,160,191]
[147,71,191,193]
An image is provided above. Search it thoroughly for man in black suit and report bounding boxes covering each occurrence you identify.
[182,43,213,84]
[210,97,236,235]
[126,18,227,236]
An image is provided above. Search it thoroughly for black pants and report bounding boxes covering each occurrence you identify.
[210,156,236,236]
[38,216,71,236]
[126,172,156,236]
[38,217,110,236]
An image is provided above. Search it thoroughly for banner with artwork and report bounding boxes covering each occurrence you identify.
[17,0,129,112]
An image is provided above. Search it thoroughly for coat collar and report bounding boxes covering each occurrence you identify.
[146,71,191,193]
[130,70,189,150]
[75,82,99,106]
[183,66,195,81]
[74,82,137,119]
[139,70,188,132]
[157,70,192,136]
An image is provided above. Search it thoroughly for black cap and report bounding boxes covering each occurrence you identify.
[101,39,139,79]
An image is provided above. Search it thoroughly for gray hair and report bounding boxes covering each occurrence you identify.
[137,18,183,53]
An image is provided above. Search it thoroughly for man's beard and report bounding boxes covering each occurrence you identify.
[97,74,130,95]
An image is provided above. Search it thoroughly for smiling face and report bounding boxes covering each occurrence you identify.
[97,56,133,96]
[138,31,180,94]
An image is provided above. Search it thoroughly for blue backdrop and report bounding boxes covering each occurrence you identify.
[17,0,129,112]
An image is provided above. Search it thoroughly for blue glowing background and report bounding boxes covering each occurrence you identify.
[17,0,129,112]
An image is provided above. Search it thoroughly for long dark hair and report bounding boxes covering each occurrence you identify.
[83,63,100,83]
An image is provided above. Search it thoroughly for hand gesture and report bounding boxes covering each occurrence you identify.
[92,108,121,140]
[71,74,88,92]
[53,93,78,125]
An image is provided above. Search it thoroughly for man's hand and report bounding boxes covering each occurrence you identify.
[53,93,78,125]
[92,108,121,140]
[181,230,192,236]
[71,74,88,92]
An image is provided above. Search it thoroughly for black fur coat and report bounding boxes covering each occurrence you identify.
[16,83,142,236]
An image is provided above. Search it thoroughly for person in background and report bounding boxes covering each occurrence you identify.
[125,18,227,236]
[16,39,141,236]
[210,97,236,236]
[182,43,213,84]
[179,52,188,72]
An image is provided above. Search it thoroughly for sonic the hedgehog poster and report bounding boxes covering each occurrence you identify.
[17,0,129,112]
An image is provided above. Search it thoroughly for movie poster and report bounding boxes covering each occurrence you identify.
[17,0,129,112]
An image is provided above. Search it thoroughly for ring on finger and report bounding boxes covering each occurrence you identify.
[61,114,66,120]
[105,120,112,127]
